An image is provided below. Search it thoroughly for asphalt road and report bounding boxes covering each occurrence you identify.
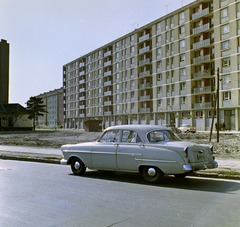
[1,160,240,227]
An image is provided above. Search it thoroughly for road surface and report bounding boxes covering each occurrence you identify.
[1,160,240,227]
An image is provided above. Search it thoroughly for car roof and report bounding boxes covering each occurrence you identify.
[105,124,167,134]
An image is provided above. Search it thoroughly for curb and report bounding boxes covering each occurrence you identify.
[1,153,240,180]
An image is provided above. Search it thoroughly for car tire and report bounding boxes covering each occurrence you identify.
[71,158,86,176]
[174,173,188,178]
[142,166,164,183]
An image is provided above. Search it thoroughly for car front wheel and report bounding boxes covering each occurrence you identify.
[142,166,164,183]
[71,158,86,176]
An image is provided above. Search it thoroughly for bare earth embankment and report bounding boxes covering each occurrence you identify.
[0,129,239,160]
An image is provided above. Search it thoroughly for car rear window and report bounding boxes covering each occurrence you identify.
[147,130,181,143]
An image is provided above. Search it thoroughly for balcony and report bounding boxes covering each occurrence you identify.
[104,71,112,77]
[139,46,150,54]
[180,90,186,95]
[192,8,209,20]
[104,91,112,96]
[193,102,213,109]
[104,81,112,86]
[79,105,85,109]
[79,79,85,84]
[139,95,151,101]
[192,23,210,35]
[79,88,85,93]
[193,54,211,65]
[104,50,112,58]
[79,62,85,68]
[139,33,150,43]
[79,71,85,76]
[79,113,85,117]
[139,83,151,89]
[104,101,112,106]
[104,111,112,116]
[157,106,162,111]
[79,96,85,101]
[192,39,210,50]
[193,71,212,80]
[104,60,112,67]
[193,86,213,94]
[139,58,150,66]
[139,70,151,78]
[139,108,151,113]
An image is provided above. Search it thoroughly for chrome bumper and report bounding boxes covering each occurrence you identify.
[60,158,68,165]
[183,160,218,172]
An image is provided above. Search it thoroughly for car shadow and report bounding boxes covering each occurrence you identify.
[69,170,240,194]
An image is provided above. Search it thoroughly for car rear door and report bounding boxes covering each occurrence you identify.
[116,130,143,171]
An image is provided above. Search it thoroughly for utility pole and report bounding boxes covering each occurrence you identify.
[216,68,220,142]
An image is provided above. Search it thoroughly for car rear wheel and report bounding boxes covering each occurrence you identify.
[71,158,86,175]
[142,166,164,183]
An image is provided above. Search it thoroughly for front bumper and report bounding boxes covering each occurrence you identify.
[60,158,68,165]
[183,160,218,172]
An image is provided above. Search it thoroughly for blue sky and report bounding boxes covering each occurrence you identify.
[1,0,194,106]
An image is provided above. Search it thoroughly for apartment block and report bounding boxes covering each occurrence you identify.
[63,0,240,131]
[36,88,64,127]
[0,39,9,104]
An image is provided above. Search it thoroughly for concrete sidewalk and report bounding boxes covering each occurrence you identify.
[0,145,240,179]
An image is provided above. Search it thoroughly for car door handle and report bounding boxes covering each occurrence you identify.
[139,144,144,147]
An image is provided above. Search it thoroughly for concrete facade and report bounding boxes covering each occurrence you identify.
[36,88,64,127]
[63,0,240,131]
[0,39,9,104]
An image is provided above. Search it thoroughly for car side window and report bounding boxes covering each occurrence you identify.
[147,131,168,143]
[121,130,142,143]
[99,130,120,142]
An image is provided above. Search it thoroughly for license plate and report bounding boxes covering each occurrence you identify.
[197,154,205,161]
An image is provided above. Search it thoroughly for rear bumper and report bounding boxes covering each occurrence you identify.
[183,160,218,172]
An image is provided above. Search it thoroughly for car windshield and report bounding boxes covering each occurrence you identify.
[147,130,181,143]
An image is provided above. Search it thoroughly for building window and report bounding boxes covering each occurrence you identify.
[179,40,185,52]
[180,68,186,77]
[221,40,230,49]
[181,97,186,104]
[170,16,174,28]
[179,25,185,39]
[221,8,229,23]
[223,91,231,100]
[166,32,169,43]
[158,100,162,107]
[157,22,161,32]
[237,3,240,18]
[179,11,185,25]
[157,35,161,46]
[222,57,230,67]
[170,30,174,42]
[166,18,169,30]
[221,24,229,40]
[180,82,186,90]
[157,48,162,58]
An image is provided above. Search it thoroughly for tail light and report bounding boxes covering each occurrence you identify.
[184,147,188,157]
[210,146,213,154]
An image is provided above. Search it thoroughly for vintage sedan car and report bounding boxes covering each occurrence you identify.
[178,124,196,133]
[61,125,217,183]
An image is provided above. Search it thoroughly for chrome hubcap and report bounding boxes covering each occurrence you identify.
[148,168,156,177]
[74,161,81,170]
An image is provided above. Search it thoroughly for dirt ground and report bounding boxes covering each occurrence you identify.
[0,129,239,160]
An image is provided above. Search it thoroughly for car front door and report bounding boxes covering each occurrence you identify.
[91,130,120,170]
[117,130,143,171]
